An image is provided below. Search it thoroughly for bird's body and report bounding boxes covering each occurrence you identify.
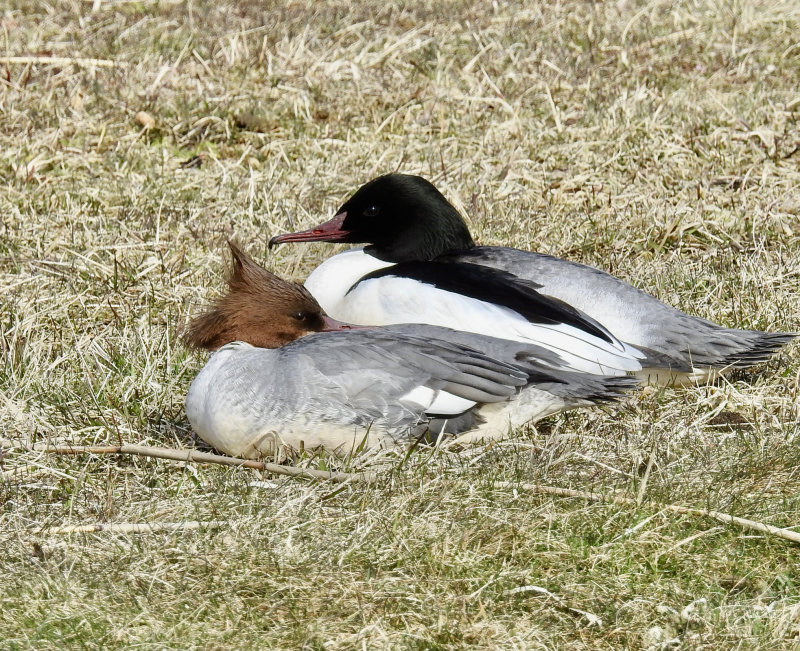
[270,173,795,384]
[186,327,635,457]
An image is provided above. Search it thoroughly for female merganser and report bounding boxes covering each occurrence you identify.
[184,243,637,458]
[269,174,795,384]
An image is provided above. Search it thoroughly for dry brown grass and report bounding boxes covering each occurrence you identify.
[2,0,799,648]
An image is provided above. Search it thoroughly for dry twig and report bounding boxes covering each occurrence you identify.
[497,481,800,545]
[43,520,225,535]
[46,444,375,483]
[0,56,123,68]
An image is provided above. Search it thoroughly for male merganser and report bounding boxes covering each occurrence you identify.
[269,173,795,384]
[184,243,637,458]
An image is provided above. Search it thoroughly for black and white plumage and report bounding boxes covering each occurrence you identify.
[269,173,795,384]
[280,248,647,376]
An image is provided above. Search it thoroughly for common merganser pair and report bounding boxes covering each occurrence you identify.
[186,174,794,458]
[185,244,637,458]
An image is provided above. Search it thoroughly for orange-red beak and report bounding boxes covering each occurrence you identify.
[269,212,350,248]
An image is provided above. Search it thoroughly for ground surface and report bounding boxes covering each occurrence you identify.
[2,1,800,649]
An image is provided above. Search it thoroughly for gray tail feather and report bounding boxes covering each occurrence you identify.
[534,371,640,404]
[634,330,795,373]
[719,331,797,368]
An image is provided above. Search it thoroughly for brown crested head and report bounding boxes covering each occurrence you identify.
[185,242,353,350]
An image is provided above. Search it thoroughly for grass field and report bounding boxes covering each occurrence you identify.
[2,0,800,648]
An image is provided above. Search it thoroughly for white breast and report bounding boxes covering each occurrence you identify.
[304,248,394,316]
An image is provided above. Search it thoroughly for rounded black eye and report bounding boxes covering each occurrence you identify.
[293,311,309,322]
[363,204,380,217]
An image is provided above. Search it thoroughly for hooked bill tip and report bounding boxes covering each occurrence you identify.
[267,212,350,247]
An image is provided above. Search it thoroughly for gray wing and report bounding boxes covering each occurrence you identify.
[383,324,567,370]
[382,324,640,404]
[279,331,528,432]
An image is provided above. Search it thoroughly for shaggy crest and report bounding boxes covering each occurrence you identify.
[185,242,332,350]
